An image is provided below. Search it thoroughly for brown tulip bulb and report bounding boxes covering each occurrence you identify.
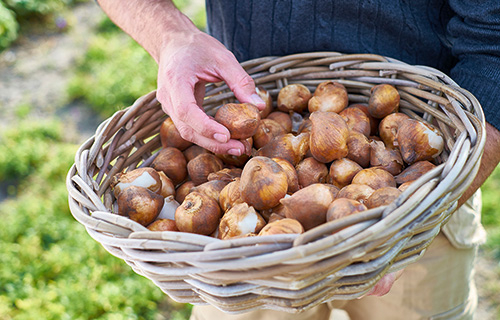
[328,158,363,189]
[277,84,312,113]
[256,86,274,118]
[183,144,211,162]
[252,118,286,149]
[218,203,266,240]
[175,180,195,204]
[352,168,396,190]
[337,184,375,204]
[147,219,178,232]
[157,171,176,198]
[272,157,300,194]
[369,140,404,175]
[368,84,400,118]
[258,218,305,236]
[365,187,402,209]
[191,179,228,203]
[151,147,187,185]
[215,103,261,139]
[207,168,242,182]
[267,111,293,133]
[117,186,164,226]
[346,131,371,168]
[396,119,444,165]
[296,157,329,188]
[339,106,371,137]
[255,132,310,166]
[378,113,410,149]
[219,178,244,212]
[309,111,349,163]
[350,103,379,136]
[239,157,288,210]
[308,81,349,114]
[326,198,367,222]
[187,153,224,186]
[395,160,436,185]
[398,181,414,192]
[160,117,193,151]
[175,191,222,235]
[281,183,339,230]
[111,167,162,198]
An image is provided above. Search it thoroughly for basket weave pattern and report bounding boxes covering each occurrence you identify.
[67,52,485,313]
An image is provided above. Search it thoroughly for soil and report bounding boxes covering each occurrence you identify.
[0,2,497,319]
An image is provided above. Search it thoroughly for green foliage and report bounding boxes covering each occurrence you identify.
[0,118,64,181]
[0,117,187,319]
[480,164,500,258]
[67,31,158,118]
[0,2,18,50]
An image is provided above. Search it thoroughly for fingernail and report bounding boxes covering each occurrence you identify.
[250,93,265,107]
[213,133,228,143]
[228,148,242,156]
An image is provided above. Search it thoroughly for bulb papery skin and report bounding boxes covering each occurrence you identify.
[239,157,288,210]
[309,111,349,163]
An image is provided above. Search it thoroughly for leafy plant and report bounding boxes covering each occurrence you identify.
[67,32,158,118]
[0,1,18,50]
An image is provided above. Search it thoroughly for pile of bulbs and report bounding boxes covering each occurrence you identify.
[111,81,445,239]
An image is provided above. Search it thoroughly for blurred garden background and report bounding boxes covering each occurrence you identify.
[0,1,499,319]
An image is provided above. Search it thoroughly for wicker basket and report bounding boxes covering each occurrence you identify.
[66,52,485,314]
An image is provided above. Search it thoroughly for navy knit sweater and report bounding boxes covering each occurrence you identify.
[206,0,500,131]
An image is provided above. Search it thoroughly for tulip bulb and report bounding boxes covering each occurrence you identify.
[151,147,187,185]
[351,168,396,190]
[395,160,436,185]
[255,132,310,166]
[281,183,339,230]
[309,111,349,163]
[326,198,367,222]
[339,106,371,137]
[218,203,266,240]
[258,218,305,236]
[187,153,224,185]
[396,119,444,165]
[378,113,410,149]
[365,187,402,209]
[277,83,312,113]
[328,158,363,189]
[239,157,288,210]
[296,157,329,188]
[308,81,349,114]
[111,167,162,198]
[117,186,164,226]
[175,191,222,235]
[368,84,400,118]
[215,103,261,139]
[369,140,404,175]
[160,117,193,151]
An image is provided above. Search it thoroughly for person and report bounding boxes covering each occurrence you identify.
[96,0,500,319]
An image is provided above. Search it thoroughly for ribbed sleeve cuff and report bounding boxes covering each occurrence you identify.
[450,55,500,132]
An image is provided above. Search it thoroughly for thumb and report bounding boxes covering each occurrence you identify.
[218,58,266,110]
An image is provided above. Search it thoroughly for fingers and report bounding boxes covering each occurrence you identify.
[158,87,248,155]
[363,269,405,297]
[216,53,266,110]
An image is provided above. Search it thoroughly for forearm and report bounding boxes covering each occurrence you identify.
[458,122,500,207]
[96,0,200,62]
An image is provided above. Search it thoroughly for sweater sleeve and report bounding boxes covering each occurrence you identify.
[447,0,500,131]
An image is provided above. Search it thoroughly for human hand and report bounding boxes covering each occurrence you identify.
[156,29,266,156]
[364,269,404,297]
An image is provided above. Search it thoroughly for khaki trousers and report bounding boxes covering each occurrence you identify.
[189,232,479,320]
